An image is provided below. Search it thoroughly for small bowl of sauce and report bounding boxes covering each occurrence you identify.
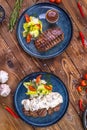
[0,5,5,23]
[46,9,59,24]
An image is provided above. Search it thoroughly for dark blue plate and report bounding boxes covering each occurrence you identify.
[0,5,5,23]
[14,72,69,127]
[17,2,73,59]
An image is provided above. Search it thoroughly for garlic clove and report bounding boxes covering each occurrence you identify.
[0,70,9,83]
[0,84,11,97]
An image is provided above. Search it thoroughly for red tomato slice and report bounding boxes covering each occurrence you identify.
[29,86,36,91]
[25,14,30,23]
[36,75,42,84]
[26,34,32,43]
[44,85,52,91]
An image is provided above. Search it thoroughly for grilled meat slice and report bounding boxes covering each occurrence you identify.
[38,108,47,117]
[22,104,61,117]
[48,108,54,115]
[35,27,64,52]
[53,105,60,112]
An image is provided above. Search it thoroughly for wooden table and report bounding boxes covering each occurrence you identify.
[0,0,87,130]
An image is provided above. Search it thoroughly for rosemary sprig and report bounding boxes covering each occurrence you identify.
[9,0,23,31]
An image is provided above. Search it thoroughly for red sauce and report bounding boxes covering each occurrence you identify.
[46,9,59,23]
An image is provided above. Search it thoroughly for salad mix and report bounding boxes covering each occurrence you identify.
[23,14,43,43]
[23,75,53,98]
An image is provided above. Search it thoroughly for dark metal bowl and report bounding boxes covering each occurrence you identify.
[0,5,5,23]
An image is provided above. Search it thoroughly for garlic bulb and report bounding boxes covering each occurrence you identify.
[0,70,9,83]
[0,84,11,97]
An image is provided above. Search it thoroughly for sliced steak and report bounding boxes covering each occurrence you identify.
[22,104,61,117]
[38,108,47,117]
[53,105,61,112]
[35,27,64,52]
[48,108,54,115]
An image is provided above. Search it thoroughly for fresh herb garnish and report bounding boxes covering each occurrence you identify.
[9,0,23,31]
[45,74,51,86]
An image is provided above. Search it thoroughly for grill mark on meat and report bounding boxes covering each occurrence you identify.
[22,104,61,117]
[53,105,61,112]
[43,31,56,49]
[48,108,54,115]
[38,108,47,117]
[35,27,64,52]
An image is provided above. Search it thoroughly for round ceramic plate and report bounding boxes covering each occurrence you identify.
[17,2,73,59]
[14,72,69,127]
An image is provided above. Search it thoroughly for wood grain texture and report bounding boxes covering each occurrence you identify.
[0,0,87,130]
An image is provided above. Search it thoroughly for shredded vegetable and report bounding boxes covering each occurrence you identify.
[23,14,42,43]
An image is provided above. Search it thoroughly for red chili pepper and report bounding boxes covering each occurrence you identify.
[4,106,19,118]
[79,31,85,47]
[79,99,84,112]
[77,2,85,17]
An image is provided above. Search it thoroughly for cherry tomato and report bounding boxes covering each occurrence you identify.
[44,85,52,91]
[49,0,55,3]
[29,86,36,91]
[55,0,62,4]
[84,73,87,80]
[76,86,82,92]
[80,80,87,87]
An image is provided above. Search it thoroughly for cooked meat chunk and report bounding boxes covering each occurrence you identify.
[22,104,61,117]
[38,108,47,117]
[35,27,64,52]
[47,108,54,115]
[53,105,60,112]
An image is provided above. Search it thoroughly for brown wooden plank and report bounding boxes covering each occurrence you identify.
[0,0,87,130]
[0,35,35,130]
